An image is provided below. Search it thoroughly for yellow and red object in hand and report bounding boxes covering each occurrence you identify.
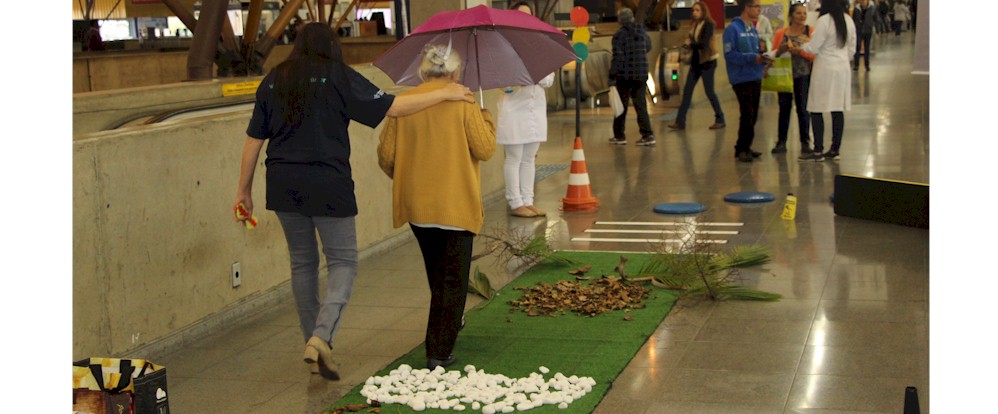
[235,203,258,229]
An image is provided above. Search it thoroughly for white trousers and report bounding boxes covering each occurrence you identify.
[503,142,541,209]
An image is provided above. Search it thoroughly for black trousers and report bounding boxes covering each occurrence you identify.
[810,111,844,153]
[612,79,654,139]
[732,80,762,155]
[777,75,811,147]
[410,224,473,360]
[854,32,872,68]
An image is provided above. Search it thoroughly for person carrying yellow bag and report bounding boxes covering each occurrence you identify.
[767,2,816,155]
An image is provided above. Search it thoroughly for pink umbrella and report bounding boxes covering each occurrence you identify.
[373,5,577,93]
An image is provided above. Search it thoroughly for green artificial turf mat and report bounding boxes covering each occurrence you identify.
[326,251,680,413]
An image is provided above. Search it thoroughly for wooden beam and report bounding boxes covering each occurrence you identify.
[334,0,361,30]
[243,0,265,51]
[304,0,316,21]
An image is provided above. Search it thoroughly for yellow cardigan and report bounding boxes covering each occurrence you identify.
[377,79,496,234]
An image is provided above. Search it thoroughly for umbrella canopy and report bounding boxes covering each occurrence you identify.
[373,5,577,91]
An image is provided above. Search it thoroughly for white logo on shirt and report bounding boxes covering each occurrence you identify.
[373,90,385,99]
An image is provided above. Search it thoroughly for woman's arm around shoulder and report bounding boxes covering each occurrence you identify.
[465,104,496,162]
[386,83,474,117]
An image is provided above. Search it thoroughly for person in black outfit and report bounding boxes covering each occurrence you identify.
[608,7,655,146]
[668,1,725,131]
[83,20,105,51]
[234,23,473,381]
[852,0,876,71]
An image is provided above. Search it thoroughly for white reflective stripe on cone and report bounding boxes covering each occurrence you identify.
[572,149,586,160]
[568,174,590,186]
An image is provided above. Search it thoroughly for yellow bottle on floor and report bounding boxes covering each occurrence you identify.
[781,193,797,221]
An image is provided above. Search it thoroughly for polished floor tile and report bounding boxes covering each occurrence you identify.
[144,32,928,413]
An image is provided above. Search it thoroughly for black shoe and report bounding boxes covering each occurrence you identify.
[608,137,626,145]
[737,151,754,162]
[733,150,763,159]
[852,66,858,71]
[771,143,787,154]
[822,150,841,160]
[798,152,824,161]
[636,136,656,146]
[428,356,457,370]
[801,146,814,154]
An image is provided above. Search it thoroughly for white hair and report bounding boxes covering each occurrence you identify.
[419,43,462,81]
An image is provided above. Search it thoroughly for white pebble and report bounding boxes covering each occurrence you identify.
[356,365,597,413]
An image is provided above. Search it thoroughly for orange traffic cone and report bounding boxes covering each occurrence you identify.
[562,136,600,212]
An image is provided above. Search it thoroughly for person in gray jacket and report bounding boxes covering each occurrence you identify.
[852,0,876,71]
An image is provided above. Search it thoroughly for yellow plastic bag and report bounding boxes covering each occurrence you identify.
[761,57,794,93]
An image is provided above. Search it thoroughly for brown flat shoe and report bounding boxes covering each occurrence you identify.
[667,123,685,130]
[305,336,340,380]
[708,123,726,129]
[511,206,537,217]
[526,205,546,216]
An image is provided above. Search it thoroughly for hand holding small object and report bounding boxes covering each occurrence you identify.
[234,202,258,229]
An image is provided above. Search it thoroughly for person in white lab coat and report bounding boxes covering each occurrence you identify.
[787,0,856,161]
[497,1,555,218]
[755,13,775,52]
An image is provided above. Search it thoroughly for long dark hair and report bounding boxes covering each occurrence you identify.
[819,0,848,48]
[510,1,532,13]
[272,22,345,126]
[691,1,716,27]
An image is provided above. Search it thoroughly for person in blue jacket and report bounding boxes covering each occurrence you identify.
[723,0,772,162]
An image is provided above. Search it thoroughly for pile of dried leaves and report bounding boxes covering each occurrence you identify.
[508,276,649,317]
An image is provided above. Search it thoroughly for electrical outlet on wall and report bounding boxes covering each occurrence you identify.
[231,262,241,288]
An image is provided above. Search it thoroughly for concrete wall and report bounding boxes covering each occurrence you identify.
[73,64,504,359]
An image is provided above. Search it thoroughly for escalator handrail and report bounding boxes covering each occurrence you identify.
[110,98,256,130]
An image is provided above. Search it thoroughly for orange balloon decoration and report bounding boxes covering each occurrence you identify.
[570,6,589,26]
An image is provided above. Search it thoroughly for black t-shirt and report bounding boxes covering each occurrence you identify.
[246,63,395,217]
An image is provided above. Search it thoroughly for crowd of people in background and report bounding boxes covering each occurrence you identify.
[611,0,911,162]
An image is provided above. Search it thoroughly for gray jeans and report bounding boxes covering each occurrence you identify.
[275,211,358,347]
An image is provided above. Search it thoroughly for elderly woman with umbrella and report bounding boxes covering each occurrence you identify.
[371,4,575,369]
[377,43,496,370]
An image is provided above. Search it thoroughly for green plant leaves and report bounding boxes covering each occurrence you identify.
[469,266,496,301]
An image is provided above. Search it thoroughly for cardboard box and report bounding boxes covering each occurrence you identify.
[357,21,378,37]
